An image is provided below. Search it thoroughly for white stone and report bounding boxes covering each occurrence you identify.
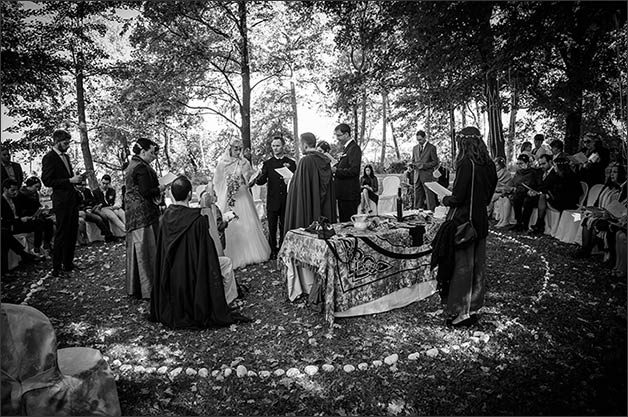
[211,370,220,377]
[259,370,271,378]
[460,342,471,348]
[112,359,122,367]
[169,367,183,378]
[134,365,146,373]
[304,365,318,376]
[286,368,301,378]
[473,331,485,338]
[384,354,398,365]
[236,365,248,378]
[198,368,209,378]
[223,368,232,377]
[215,375,224,382]
[425,348,439,358]
[157,366,168,374]
[357,362,368,371]
[343,364,355,373]
[247,371,257,377]
[408,352,420,361]
[273,369,285,377]
[372,360,383,367]
[186,368,197,376]
[119,364,132,372]
[103,356,110,362]
[480,334,490,343]
[469,336,480,343]
[322,364,335,372]
[440,348,451,354]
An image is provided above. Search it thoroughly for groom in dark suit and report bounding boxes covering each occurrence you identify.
[41,129,83,277]
[412,130,439,211]
[333,123,362,222]
[254,136,296,259]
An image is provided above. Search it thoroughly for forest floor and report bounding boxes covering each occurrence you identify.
[1,224,626,416]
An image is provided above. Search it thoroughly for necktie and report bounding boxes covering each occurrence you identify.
[60,153,72,175]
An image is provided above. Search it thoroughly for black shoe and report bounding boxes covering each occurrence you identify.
[105,235,117,242]
[63,263,80,272]
[446,315,478,328]
[20,252,41,264]
[573,249,590,259]
[269,252,278,260]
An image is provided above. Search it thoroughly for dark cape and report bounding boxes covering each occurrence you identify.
[150,205,234,329]
[284,150,336,234]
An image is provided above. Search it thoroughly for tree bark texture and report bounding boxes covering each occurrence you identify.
[359,88,367,145]
[290,79,300,161]
[238,0,251,157]
[449,104,456,164]
[388,98,401,160]
[74,50,97,189]
[380,91,387,164]
[507,74,518,162]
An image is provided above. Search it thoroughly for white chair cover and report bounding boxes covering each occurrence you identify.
[377,176,401,214]
[554,181,589,244]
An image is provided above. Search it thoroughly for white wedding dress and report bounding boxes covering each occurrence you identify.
[214,154,271,269]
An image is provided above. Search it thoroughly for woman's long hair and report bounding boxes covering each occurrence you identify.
[605,162,627,189]
[362,164,376,182]
[455,127,491,168]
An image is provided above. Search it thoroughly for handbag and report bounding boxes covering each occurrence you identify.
[453,160,477,247]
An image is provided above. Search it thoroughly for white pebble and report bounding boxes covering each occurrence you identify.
[426,348,439,358]
[211,370,220,377]
[103,356,109,362]
[247,370,257,377]
[157,366,168,374]
[223,368,232,377]
[322,364,335,372]
[469,336,480,343]
[134,365,145,373]
[273,369,285,377]
[480,334,490,343]
[460,342,471,348]
[119,364,132,372]
[286,368,301,378]
[304,365,318,376]
[145,367,156,374]
[259,370,271,378]
[357,363,368,371]
[473,331,485,338]
[384,354,398,365]
[408,352,420,361]
[236,365,248,378]
[372,360,383,367]
[186,368,197,376]
[169,367,183,378]
[198,368,209,378]
[343,364,355,373]
[112,359,122,367]
[440,347,451,354]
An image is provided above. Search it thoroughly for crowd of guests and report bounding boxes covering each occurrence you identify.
[490,133,626,278]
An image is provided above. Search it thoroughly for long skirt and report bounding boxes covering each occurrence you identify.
[447,237,487,319]
[126,223,158,299]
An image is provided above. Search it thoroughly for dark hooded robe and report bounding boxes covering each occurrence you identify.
[150,204,234,329]
[284,150,336,234]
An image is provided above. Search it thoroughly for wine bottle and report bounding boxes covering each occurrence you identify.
[396,187,403,221]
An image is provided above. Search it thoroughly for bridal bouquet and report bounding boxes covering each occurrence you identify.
[226,174,241,208]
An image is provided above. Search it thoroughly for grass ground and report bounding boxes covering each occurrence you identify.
[1,225,626,415]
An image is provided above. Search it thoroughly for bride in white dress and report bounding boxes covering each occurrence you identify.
[213,140,271,269]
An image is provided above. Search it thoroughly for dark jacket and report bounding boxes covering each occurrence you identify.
[76,187,96,211]
[1,161,24,186]
[335,140,362,201]
[511,167,542,198]
[1,196,19,231]
[41,149,79,209]
[125,156,161,232]
[14,187,41,217]
[93,187,116,207]
[442,157,498,240]
[255,155,296,211]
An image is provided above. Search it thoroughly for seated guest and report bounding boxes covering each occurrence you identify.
[200,181,239,304]
[1,179,52,256]
[359,164,378,214]
[150,176,250,329]
[92,174,126,233]
[611,226,627,278]
[13,176,54,254]
[549,139,568,162]
[575,164,626,263]
[529,155,581,234]
[576,133,610,186]
[520,141,535,163]
[1,179,43,274]
[531,133,552,164]
[76,180,117,242]
[489,156,512,218]
[503,154,541,232]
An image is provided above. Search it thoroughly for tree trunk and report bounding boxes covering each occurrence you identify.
[485,73,505,158]
[449,104,456,164]
[460,103,467,127]
[564,85,584,154]
[290,78,300,161]
[380,91,387,164]
[74,50,97,189]
[388,99,401,160]
[163,127,172,169]
[353,106,359,142]
[426,96,432,139]
[238,0,251,158]
[507,74,518,162]
[359,88,367,145]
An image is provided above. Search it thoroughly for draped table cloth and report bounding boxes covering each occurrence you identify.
[278,215,442,326]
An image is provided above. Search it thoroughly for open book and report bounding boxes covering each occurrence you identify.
[275,167,294,180]
[424,182,452,199]
[567,152,588,165]
[159,172,177,187]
